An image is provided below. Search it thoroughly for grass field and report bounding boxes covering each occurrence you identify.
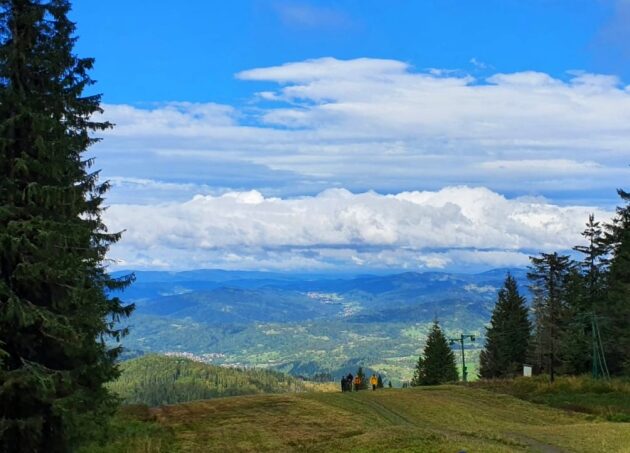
[471,375,630,422]
[85,385,630,452]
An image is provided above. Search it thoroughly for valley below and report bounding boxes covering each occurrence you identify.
[114,268,528,383]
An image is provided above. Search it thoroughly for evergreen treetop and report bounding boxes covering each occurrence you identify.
[573,214,608,313]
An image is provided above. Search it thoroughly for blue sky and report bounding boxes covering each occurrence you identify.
[73,1,628,104]
[69,1,630,272]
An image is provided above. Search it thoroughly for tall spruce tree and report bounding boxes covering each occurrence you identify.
[479,274,531,379]
[411,321,458,385]
[563,213,614,376]
[0,1,133,451]
[600,189,630,374]
[557,266,592,375]
[527,252,573,382]
[566,214,607,374]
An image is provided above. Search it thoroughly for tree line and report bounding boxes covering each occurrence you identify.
[411,190,629,385]
[481,191,630,380]
[480,189,630,381]
[110,355,308,407]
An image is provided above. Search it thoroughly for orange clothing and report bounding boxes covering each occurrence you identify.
[370,376,378,386]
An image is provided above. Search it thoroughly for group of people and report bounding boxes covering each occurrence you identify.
[340,373,380,392]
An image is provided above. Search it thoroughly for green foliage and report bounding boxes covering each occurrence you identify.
[556,267,592,375]
[377,374,384,388]
[472,375,630,422]
[527,252,574,381]
[480,274,531,378]
[600,189,630,375]
[574,214,609,312]
[109,355,308,406]
[524,191,630,379]
[560,214,608,375]
[77,405,176,453]
[411,321,458,385]
[0,1,133,450]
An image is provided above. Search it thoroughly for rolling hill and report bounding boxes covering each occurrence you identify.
[108,355,317,406]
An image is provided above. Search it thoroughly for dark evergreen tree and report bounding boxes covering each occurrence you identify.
[411,321,458,385]
[557,267,592,375]
[411,354,424,386]
[600,189,630,374]
[527,252,573,382]
[562,214,609,374]
[479,274,531,378]
[376,374,384,388]
[0,1,133,451]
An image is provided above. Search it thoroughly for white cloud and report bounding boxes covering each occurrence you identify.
[95,58,630,206]
[105,186,612,271]
[236,57,407,83]
[418,254,452,269]
[93,57,630,270]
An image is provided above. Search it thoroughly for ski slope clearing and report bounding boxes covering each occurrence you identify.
[94,385,630,452]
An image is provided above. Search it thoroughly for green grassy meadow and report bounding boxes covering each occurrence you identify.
[84,385,630,453]
[472,375,630,422]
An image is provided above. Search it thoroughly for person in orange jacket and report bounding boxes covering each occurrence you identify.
[353,375,362,391]
[370,374,378,391]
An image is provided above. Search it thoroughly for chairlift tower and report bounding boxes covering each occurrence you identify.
[449,334,475,382]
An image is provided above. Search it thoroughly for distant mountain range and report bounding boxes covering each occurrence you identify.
[113,268,529,383]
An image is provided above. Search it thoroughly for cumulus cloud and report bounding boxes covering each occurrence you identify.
[95,58,630,206]
[239,60,630,154]
[93,57,630,270]
[104,186,612,271]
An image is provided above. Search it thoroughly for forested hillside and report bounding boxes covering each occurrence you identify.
[109,355,309,406]
[114,269,527,382]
